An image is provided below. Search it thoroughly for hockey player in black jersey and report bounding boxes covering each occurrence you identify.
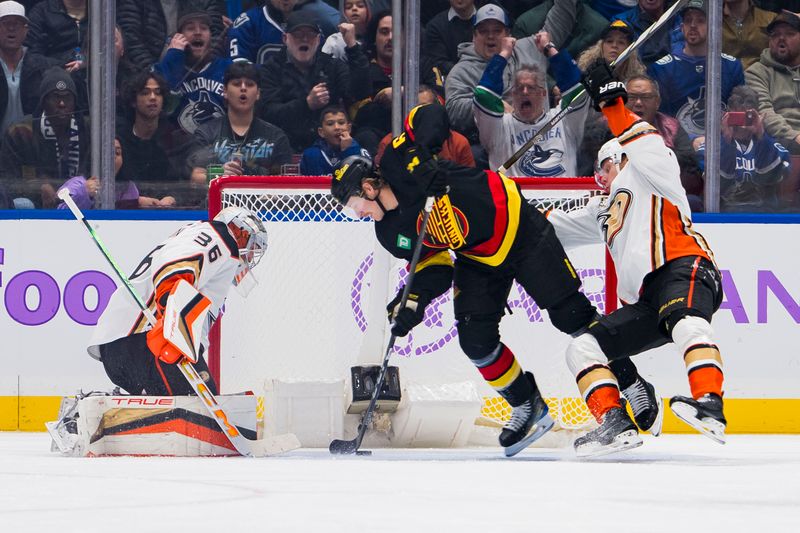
[331,103,617,455]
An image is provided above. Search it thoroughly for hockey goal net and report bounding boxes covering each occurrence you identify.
[208,175,615,437]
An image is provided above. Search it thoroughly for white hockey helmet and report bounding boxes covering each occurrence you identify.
[214,206,268,296]
[595,138,626,188]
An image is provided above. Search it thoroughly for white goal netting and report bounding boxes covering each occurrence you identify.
[208,176,614,433]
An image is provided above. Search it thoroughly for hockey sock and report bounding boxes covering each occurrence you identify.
[577,366,622,423]
[472,343,532,406]
[685,345,724,399]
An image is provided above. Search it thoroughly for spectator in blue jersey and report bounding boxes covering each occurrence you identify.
[228,0,296,64]
[613,0,681,66]
[116,0,226,70]
[229,0,343,64]
[188,61,292,181]
[589,0,638,21]
[648,0,745,138]
[117,70,189,200]
[154,12,233,136]
[702,85,791,212]
[260,11,370,152]
[300,105,369,175]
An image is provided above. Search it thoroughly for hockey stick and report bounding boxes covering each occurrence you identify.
[57,189,300,457]
[497,0,690,174]
[329,196,436,455]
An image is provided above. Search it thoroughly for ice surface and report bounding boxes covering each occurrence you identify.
[1,432,798,532]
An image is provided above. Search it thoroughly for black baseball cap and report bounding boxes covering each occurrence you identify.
[284,11,321,34]
[766,10,800,35]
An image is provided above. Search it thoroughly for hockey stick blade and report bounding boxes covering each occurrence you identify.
[497,0,690,174]
[328,198,436,456]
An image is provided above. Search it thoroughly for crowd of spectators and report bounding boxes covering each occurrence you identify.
[0,0,797,213]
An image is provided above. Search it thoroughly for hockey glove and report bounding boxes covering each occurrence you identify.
[146,318,184,365]
[581,59,627,111]
[387,291,430,337]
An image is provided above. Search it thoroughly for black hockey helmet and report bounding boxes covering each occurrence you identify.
[331,155,374,204]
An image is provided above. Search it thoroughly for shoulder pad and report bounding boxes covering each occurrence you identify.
[655,55,673,66]
[233,13,250,28]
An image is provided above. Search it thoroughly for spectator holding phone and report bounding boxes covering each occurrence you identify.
[699,85,790,212]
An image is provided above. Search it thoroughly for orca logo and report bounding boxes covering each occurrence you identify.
[519,144,565,177]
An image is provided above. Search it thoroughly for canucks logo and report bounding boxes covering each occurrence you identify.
[519,145,565,177]
[676,86,706,138]
[178,91,224,134]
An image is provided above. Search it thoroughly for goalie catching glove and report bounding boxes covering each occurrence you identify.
[581,58,627,111]
[387,290,431,337]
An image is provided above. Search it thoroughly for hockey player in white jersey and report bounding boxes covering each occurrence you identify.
[547,59,727,457]
[87,207,267,396]
[473,32,589,177]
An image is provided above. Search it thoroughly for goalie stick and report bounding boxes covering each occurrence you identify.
[497,0,690,174]
[57,188,300,458]
[329,196,436,455]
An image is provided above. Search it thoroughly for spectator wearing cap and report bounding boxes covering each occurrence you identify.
[188,61,292,182]
[24,0,87,71]
[422,0,477,76]
[260,10,369,152]
[153,12,233,135]
[613,0,682,66]
[648,0,745,138]
[116,0,226,70]
[445,3,549,157]
[746,10,800,208]
[722,0,776,70]
[229,0,343,64]
[575,20,646,176]
[513,1,608,61]
[0,1,60,136]
[0,66,90,208]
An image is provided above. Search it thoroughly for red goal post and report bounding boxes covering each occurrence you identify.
[208,175,617,432]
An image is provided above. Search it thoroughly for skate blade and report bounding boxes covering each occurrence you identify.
[503,413,555,457]
[649,395,665,437]
[575,429,643,458]
[670,402,726,444]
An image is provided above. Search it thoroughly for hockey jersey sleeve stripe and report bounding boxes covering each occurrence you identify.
[602,98,659,144]
[473,85,505,117]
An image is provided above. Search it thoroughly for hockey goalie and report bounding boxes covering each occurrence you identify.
[48,207,269,456]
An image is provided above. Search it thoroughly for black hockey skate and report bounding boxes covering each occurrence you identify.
[669,393,727,444]
[499,372,554,457]
[574,406,643,458]
[621,377,663,436]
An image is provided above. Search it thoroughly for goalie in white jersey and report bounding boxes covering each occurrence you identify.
[547,59,727,457]
[87,207,268,396]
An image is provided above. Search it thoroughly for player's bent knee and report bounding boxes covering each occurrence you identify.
[547,291,597,336]
[670,315,715,356]
[456,317,501,360]
[565,333,608,377]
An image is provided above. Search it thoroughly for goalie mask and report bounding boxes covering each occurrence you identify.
[213,207,268,296]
